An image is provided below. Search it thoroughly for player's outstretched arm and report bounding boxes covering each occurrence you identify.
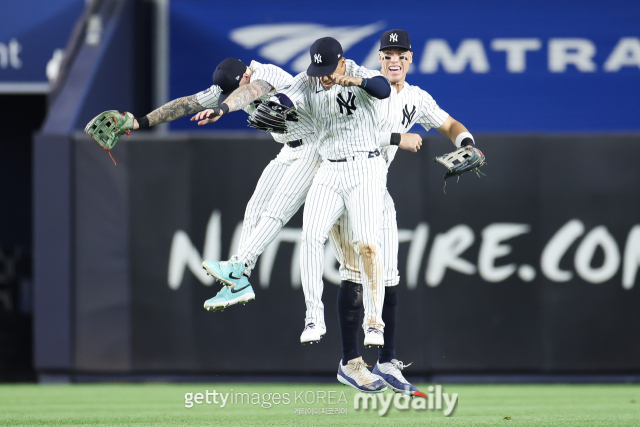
[133,94,205,129]
[191,80,274,126]
[436,116,474,147]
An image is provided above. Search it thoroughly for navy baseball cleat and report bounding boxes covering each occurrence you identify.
[337,357,387,393]
[372,359,419,395]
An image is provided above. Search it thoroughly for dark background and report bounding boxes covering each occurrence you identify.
[0,95,46,381]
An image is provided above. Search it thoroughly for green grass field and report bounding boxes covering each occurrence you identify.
[1,383,639,426]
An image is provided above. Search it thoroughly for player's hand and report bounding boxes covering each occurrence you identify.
[331,74,362,87]
[399,133,422,152]
[191,108,224,126]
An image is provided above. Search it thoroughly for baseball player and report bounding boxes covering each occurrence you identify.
[190,60,321,312]
[89,56,319,311]
[272,37,394,392]
[327,29,478,394]
[195,64,419,317]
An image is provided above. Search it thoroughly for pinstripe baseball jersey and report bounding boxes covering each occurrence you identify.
[196,60,316,145]
[282,59,387,160]
[379,82,449,165]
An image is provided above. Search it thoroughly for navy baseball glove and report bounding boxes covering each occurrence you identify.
[247,99,298,134]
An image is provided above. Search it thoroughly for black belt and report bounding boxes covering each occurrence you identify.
[286,139,303,148]
[329,149,380,163]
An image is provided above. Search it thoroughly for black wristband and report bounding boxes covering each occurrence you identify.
[219,103,230,115]
[461,137,474,147]
[136,115,150,129]
[359,78,367,88]
[390,133,401,146]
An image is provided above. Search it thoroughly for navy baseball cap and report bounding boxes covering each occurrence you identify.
[307,37,344,77]
[379,29,411,52]
[212,58,247,95]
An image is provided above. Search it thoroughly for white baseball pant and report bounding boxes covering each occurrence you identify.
[300,154,387,332]
[328,189,400,287]
[234,144,321,276]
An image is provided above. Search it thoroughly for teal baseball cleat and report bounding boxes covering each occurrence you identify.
[202,259,246,288]
[203,276,255,312]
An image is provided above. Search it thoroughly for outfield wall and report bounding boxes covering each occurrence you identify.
[33,133,640,376]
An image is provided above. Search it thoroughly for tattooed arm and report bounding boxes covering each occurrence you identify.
[190,80,275,125]
[223,80,274,112]
[133,94,204,129]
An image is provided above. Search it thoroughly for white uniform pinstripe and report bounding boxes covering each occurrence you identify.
[282,60,389,332]
[197,61,321,276]
[328,81,449,287]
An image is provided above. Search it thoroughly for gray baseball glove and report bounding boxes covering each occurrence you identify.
[434,146,486,180]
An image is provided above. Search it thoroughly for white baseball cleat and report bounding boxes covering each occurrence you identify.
[373,360,419,394]
[300,323,326,345]
[337,357,387,393]
[364,327,385,348]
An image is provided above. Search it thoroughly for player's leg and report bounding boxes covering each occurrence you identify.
[236,158,291,259]
[329,213,363,359]
[330,195,387,393]
[235,156,321,276]
[328,211,361,285]
[300,164,345,344]
[334,278,386,393]
[371,191,419,395]
[343,157,387,347]
[203,157,289,290]
[203,158,289,311]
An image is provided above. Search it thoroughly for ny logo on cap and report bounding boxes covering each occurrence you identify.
[314,54,322,63]
[235,76,240,80]
[390,33,398,42]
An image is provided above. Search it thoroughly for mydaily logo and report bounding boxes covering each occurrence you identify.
[354,385,458,416]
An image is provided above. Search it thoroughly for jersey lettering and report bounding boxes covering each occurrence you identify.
[402,104,416,126]
[337,92,357,115]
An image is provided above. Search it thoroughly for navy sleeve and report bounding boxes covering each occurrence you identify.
[359,76,391,99]
[272,93,294,108]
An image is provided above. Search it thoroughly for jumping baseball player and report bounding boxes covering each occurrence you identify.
[194,80,323,314]
[86,57,319,311]
[272,37,394,392]
[189,60,321,312]
[327,29,478,394]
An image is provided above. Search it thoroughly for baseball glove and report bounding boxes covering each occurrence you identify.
[247,100,298,134]
[85,110,135,151]
[434,146,486,180]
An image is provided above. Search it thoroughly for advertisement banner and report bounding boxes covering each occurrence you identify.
[88,134,640,374]
[169,0,640,133]
[0,0,84,93]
